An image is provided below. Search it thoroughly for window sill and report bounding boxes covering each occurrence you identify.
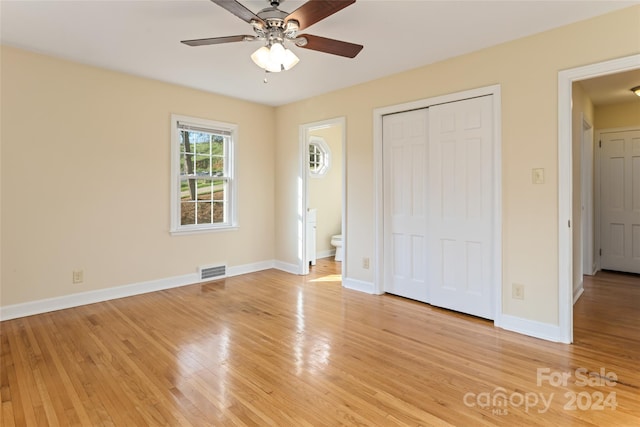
[170,225,239,236]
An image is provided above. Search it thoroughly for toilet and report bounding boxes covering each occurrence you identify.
[330,234,343,262]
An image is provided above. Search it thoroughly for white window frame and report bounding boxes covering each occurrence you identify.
[308,136,331,177]
[170,114,238,234]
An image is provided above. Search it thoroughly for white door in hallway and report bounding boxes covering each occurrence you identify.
[600,129,640,274]
[383,109,429,302]
[428,96,495,319]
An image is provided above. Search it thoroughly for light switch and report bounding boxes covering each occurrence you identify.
[532,168,544,184]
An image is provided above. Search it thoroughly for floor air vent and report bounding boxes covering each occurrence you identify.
[199,265,226,281]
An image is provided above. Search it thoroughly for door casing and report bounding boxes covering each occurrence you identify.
[558,53,640,344]
[298,117,346,276]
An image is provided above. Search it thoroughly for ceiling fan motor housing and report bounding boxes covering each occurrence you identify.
[254,6,301,46]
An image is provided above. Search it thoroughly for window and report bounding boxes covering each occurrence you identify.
[171,114,237,233]
[308,136,330,177]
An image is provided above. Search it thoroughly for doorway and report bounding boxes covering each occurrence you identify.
[558,53,640,343]
[298,117,346,277]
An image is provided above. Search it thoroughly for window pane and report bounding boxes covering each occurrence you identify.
[308,139,330,176]
[195,155,211,175]
[181,201,196,225]
[212,137,224,156]
[181,179,196,200]
[196,179,214,201]
[212,180,225,201]
[213,201,224,223]
[192,132,211,152]
[179,153,188,175]
[180,131,196,176]
[180,179,191,196]
[212,156,224,175]
[179,132,191,154]
[196,201,212,224]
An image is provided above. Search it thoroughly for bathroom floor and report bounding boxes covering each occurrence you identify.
[307,257,341,281]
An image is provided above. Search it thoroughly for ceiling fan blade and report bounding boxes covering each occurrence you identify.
[181,35,254,47]
[286,0,356,31]
[297,34,363,58]
[210,0,264,25]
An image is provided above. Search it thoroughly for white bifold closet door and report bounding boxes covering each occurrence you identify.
[427,96,494,319]
[383,109,430,303]
[383,95,495,320]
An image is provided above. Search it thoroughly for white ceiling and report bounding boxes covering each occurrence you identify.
[1,0,639,106]
[579,69,640,105]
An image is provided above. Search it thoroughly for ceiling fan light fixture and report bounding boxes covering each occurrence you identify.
[269,41,285,58]
[265,42,285,72]
[251,46,271,68]
[282,47,300,70]
[632,86,640,96]
[251,42,299,72]
[251,46,269,65]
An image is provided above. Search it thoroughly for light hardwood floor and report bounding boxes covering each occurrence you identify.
[2,260,639,426]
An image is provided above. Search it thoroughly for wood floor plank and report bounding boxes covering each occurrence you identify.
[1,261,639,425]
[4,321,40,426]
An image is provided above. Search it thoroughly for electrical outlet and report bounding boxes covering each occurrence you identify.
[362,257,370,269]
[72,270,84,284]
[512,283,525,300]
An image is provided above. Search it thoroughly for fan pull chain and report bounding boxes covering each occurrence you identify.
[263,70,268,84]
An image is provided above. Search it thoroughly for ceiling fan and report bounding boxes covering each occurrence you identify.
[181,0,363,73]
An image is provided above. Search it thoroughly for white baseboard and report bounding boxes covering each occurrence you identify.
[499,314,569,343]
[272,254,338,275]
[317,249,336,259]
[227,260,274,277]
[342,277,378,294]
[0,273,198,321]
[3,262,573,345]
[273,260,300,275]
[573,285,584,304]
[1,260,276,321]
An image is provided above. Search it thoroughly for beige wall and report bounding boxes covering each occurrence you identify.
[308,125,342,256]
[594,100,640,129]
[2,6,639,326]
[1,46,276,306]
[275,6,640,325]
